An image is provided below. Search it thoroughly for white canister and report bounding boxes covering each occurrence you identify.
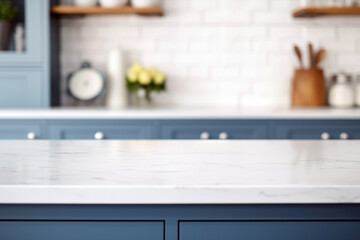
[356,75,360,107]
[106,48,128,109]
[328,73,355,108]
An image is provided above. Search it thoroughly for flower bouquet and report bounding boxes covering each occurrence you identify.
[126,63,166,105]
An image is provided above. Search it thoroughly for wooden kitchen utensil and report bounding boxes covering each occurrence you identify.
[292,68,327,107]
[308,43,315,68]
[314,49,326,68]
[294,45,304,69]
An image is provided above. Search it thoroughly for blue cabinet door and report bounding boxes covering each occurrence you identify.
[273,120,360,140]
[0,120,41,139]
[159,120,268,139]
[180,221,360,240]
[0,0,44,67]
[48,120,154,139]
[0,70,45,108]
[0,221,163,240]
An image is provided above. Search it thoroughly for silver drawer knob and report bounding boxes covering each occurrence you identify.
[340,132,350,140]
[321,132,331,140]
[200,132,210,140]
[94,132,105,140]
[27,132,37,140]
[219,132,229,140]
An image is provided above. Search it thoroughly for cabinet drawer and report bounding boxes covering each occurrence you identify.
[0,121,41,139]
[180,221,360,240]
[48,121,153,140]
[273,120,360,140]
[0,70,45,108]
[159,121,267,140]
[0,221,163,240]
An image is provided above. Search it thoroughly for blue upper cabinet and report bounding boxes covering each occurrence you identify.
[0,0,45,67]
[0,70,46,108]
[0,0,51,108]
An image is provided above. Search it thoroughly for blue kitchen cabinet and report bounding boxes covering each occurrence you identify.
[0,70,47,108]
[0,120,42,139]
[0,0,45,67]
[179,221,360,240]
[0,0,52,108]
[47,120,155,139]
[0,119,360,140]
[0,221,164,240]
[272,120,360,140]
[1,205,360,240]
[158,120,268,139]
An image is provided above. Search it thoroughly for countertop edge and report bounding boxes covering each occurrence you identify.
[1,185,359,204]
[0,109,360,119]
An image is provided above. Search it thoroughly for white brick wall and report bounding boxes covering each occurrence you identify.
[60,0,360,107]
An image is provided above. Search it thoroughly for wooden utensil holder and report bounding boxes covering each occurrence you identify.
[292,68,326,107]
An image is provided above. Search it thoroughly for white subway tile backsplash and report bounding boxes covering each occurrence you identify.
[338,27,360,40]
[338,54,360,66]
[270,0,301,10]
[319,40,356,52]
[253,11,294,24]
[220,0,268,11]
[218,26,267,40]
[164,0,189,10]
[188,66,209,78]
[157,39,188,52]
[211,67,240,78]
[303,27,337,40]
[190,0,219,10]
[59,0,360,107]
[204,10,251,23]
[270,27,302,39]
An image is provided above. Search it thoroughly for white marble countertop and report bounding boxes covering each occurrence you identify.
[0,140,360,204]
[0,107,360,119]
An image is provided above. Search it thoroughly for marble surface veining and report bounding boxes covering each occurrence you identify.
[0,140,360,204]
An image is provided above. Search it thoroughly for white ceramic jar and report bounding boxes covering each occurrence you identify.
[328,73,355,108]
[131,0,163,8]
[73,0,98,7]
[99,0,128,7]
[356,76,360,107]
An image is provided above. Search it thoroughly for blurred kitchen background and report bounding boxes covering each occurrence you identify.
[58,0,360,108]
[1,0,360,110]
[2,0,360,141]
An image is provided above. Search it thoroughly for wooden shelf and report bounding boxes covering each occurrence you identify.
[51,5,163,16]
[293,6,360,18]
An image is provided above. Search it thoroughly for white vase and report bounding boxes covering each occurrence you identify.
[99,0,128,7]
[131,0,163,8]
[106,48,128,109]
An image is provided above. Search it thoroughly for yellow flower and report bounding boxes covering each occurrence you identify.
[154,73,166,85]
[138,70,152,85]
[127,69,138,83]
[131,63,143,74]
[148,68,159,78]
